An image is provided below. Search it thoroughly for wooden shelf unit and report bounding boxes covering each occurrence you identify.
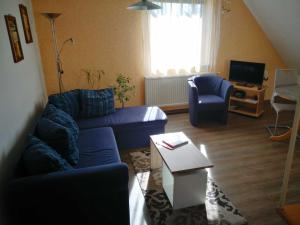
[229,83,266,118]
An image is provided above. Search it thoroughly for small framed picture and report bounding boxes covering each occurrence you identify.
[19,4,33,43]
[4,15,24,63]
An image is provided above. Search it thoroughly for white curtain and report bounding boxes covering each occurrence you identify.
[201,0,221,72]
[142,0,221,76]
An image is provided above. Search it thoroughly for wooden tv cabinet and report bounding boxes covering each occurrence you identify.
[229,83,266,118]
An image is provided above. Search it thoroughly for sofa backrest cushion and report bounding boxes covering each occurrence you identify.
[43,103,58,116]
[48,89,80,119]
[80,88,115,118]
[22,135,72,176]
[43,104,79,140]
[193,75,223,96]
[36,118,79,165]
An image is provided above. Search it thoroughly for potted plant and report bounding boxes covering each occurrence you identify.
[81,69,105,89]
[113,73,135,108]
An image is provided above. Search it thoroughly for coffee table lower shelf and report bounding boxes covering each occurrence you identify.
[162,161,207,209]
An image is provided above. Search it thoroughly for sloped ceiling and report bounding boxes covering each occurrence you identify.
[243,0,300,73]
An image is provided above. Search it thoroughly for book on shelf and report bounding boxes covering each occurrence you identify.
[162,133,188,149]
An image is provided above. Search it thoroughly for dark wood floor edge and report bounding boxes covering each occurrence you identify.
[164,108,188,114]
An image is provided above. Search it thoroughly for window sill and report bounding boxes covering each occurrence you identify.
[144,73,198,79]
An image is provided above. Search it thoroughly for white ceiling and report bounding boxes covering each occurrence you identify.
[243,0,300,73]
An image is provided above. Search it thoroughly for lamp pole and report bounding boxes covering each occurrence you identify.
[42,13,64,94]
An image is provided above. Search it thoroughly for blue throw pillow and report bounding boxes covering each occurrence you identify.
[22,135,72,176]
[43,104,79,140]
[80,88,115,118]
[48,89,80,119]
[43,103,58,116]
[36,118,79,165]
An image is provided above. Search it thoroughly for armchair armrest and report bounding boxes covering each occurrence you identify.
[188,80,198,104]
[188,80,200,126]
[219,80,233,104]
[8,163,129,225]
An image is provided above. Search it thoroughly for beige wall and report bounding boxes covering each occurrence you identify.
[32,0,285,105]
[217,0,285,98]
[32,0,145,107]
[0,0,46,222]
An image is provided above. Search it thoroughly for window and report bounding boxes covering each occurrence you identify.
[149,1,203,75]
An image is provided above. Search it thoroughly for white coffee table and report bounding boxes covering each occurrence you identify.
[150,132,213,209]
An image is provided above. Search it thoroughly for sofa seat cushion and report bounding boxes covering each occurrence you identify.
[198,95,225,111]
[75,127,120,169]
[77,106,167,130]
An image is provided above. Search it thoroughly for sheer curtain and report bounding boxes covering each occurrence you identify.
[142,0,221,76]
[201,0,221,72]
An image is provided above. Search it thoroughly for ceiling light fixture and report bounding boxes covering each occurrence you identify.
[127,0,161,10]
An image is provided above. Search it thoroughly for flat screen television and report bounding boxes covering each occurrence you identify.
[229,60,265,86]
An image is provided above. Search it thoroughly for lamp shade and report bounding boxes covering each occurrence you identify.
[42,12,61,20]
[127,0,161,10]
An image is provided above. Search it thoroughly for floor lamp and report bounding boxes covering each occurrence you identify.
[42,12,74,94]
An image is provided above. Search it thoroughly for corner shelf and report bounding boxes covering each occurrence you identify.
[229,83,266,118]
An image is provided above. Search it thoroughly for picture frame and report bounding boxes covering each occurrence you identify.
[19,4,33,43]
[4,15,24,63]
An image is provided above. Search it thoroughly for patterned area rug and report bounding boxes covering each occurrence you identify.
[128,149,248,225]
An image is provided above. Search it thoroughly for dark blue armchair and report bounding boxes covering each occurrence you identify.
[188,74,233,126]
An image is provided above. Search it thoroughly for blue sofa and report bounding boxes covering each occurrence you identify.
[188,74,233,126]
[7,89,167,225]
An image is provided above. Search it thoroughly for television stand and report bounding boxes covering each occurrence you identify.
[229,82,266,118]
[236,82,255,88]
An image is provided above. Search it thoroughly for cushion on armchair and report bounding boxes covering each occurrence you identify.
[198,95,225,110]
[22,135,72,176]
[193,75,223,95]
[80,88,115,118]
[36,118,79,165]
[48,89,80,119]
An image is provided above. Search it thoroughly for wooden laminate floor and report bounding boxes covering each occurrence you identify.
[122,104,300,225]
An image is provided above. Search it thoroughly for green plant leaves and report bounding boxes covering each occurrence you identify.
[113,73,135,108]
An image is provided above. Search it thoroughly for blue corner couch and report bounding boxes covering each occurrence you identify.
[7,89,167,225]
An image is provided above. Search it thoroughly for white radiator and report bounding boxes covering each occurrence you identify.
[145,75,193,107]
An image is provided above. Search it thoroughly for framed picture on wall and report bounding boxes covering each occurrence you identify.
[19,4,33,43]
[4,15,24,63]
